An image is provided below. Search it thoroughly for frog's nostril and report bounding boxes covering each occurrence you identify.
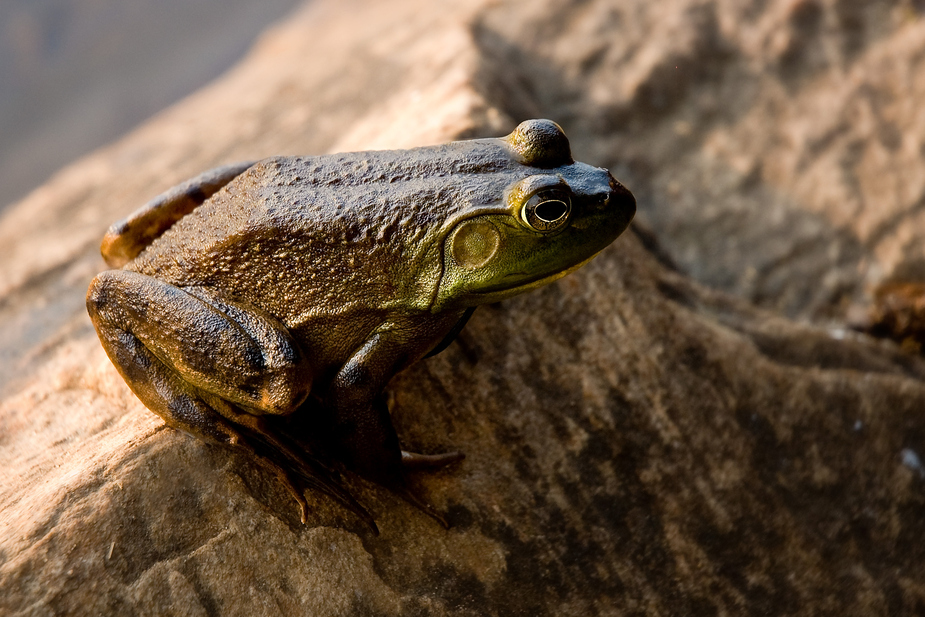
[609,183,636,222]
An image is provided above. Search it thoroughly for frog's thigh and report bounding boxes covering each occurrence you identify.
[86,280,240,445]
[87,270,311,417]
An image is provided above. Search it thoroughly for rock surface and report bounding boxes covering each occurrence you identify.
[3,0,925,615]
[475,0,925,323]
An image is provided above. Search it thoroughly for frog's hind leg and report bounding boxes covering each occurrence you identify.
[88,270,313,415]
[101,161,255,268]
[88,303,315,522]
[210,401,378,531]
[86,269,376,531]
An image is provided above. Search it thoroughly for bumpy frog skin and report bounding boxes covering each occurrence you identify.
[87,120,636,531]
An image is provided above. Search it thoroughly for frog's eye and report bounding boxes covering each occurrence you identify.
[521,189,572,232]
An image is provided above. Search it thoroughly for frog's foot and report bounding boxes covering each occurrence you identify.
[393,452,464,528]
[224,430,311,523]
[401,450,465,470]
[224,422,379,533]
[394,484,451,529]
[217,405,378,533]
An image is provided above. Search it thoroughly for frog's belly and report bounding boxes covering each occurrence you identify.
[287,308,389,376]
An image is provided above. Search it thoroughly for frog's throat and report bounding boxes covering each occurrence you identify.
[491,250,600,295]
[449,249,602,310]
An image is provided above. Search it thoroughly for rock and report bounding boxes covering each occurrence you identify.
[2,0,925,615]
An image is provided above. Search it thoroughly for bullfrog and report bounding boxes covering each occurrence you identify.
[86,119,636,531]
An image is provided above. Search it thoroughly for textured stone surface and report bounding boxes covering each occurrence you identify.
[3,0,925,615]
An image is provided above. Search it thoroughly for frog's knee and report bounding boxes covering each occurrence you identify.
[254,367,311,415]
[87,271,108,302]
[242,334,311,415]
[86,270,123,323]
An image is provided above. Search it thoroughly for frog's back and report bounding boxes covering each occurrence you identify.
[124,141,519,319]
[100,162,256,269]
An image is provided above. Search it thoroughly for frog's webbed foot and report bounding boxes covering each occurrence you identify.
[219,407,378,533]
[393,484,451,529]
[221,428,311,523]
[213,418,379,534]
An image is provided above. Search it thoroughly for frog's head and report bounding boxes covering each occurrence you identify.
[432,119,635,311]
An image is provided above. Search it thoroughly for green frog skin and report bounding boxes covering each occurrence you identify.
[86,120,636,531]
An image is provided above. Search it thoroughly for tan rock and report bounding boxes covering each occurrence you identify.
[474,0,925,322]
[3,0,925,615]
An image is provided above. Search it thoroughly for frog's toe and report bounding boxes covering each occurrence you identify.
[395,485,451,529]
[269,461,311,524]
[231,419,379,533]
[400,450,465,470]
[295,496,309,524]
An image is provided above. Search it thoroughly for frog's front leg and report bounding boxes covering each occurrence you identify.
[85,270,369,525]
[326,328,463,525]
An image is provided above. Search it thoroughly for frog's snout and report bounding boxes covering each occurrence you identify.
[606,174,636,228]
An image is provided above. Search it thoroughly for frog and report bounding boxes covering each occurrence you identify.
[86,119,636,532]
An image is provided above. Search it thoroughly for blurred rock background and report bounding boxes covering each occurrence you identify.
[474,0,925,325]
[0,0,301,212]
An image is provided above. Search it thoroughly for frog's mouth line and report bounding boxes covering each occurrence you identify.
[474,250,602,297]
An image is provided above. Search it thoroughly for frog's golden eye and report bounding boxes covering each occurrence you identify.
[521,188,572,232]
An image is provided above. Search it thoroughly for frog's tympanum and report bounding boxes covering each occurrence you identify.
[87,119,635,532]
